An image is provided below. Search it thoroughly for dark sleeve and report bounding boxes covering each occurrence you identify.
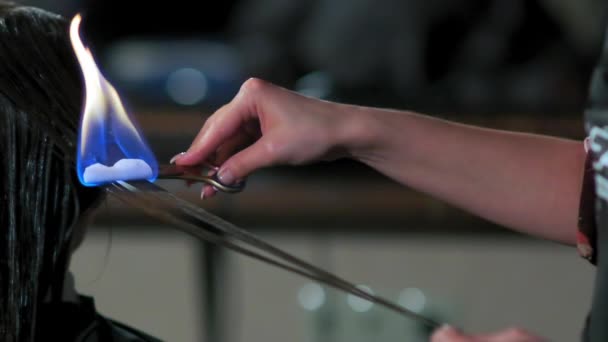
[108,320,165,342]
[578,147,598,264]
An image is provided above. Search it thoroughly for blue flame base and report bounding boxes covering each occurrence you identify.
[80,158,157,186]
[76,108,159,187]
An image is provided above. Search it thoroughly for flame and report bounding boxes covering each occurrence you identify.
[70,14,158,186]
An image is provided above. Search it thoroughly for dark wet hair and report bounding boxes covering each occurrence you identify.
[0,2,102,341]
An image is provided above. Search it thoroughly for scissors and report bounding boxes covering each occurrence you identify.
[157,163,246,193]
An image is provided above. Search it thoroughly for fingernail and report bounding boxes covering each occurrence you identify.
[170,152,186,164]
[200,187,206,200]
[218,168,235,185]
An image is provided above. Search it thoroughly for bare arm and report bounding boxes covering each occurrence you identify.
[349,106,585,244]
[174,78,586,244]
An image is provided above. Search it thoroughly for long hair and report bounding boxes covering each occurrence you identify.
[0,3,102,341]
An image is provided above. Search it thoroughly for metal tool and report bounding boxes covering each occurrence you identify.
[106,180,442,329]
[157,163,246,193]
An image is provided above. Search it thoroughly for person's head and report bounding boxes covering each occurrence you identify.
[0,2,103,341]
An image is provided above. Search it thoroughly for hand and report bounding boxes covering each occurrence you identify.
[172,78,362,198]
[431,325,546,342]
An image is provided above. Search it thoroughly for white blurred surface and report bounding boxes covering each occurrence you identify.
[222,232,595,342]
[70,227,204,342]
[70,227,595,342]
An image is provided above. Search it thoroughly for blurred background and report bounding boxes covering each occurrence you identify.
[17,0,608,341]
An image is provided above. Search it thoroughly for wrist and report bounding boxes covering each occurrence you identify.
[334,104,389,164]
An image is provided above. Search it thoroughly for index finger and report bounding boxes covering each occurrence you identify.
[176,93,253,166]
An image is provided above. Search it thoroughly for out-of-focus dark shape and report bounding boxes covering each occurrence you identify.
[11,0,79,15]
[230,0,606,114]
[538,0,606,56]
[78,0,606,114]
[80,0,243,109]
[105,40,243,108]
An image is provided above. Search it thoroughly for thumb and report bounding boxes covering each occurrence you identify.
[217,136,279,184]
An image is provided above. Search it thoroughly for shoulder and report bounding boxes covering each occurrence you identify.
[37,295,164,342]
[105,320,164,342]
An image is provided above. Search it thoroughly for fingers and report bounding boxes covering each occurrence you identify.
[193,134,278,200]
[480,328,546,342]
[214,132,255,165]
[175,78,267,166]
[198,137,277,200]
[217,135,279,185]
[176,103,245,166]
[201,184,217,199]
[198,134,253,200]
[431,325,545,342]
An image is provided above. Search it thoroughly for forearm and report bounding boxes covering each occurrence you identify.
[343,106,586,244]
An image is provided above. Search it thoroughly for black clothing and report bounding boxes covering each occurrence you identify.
[36,296,162,342]
[581,24,608,342]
